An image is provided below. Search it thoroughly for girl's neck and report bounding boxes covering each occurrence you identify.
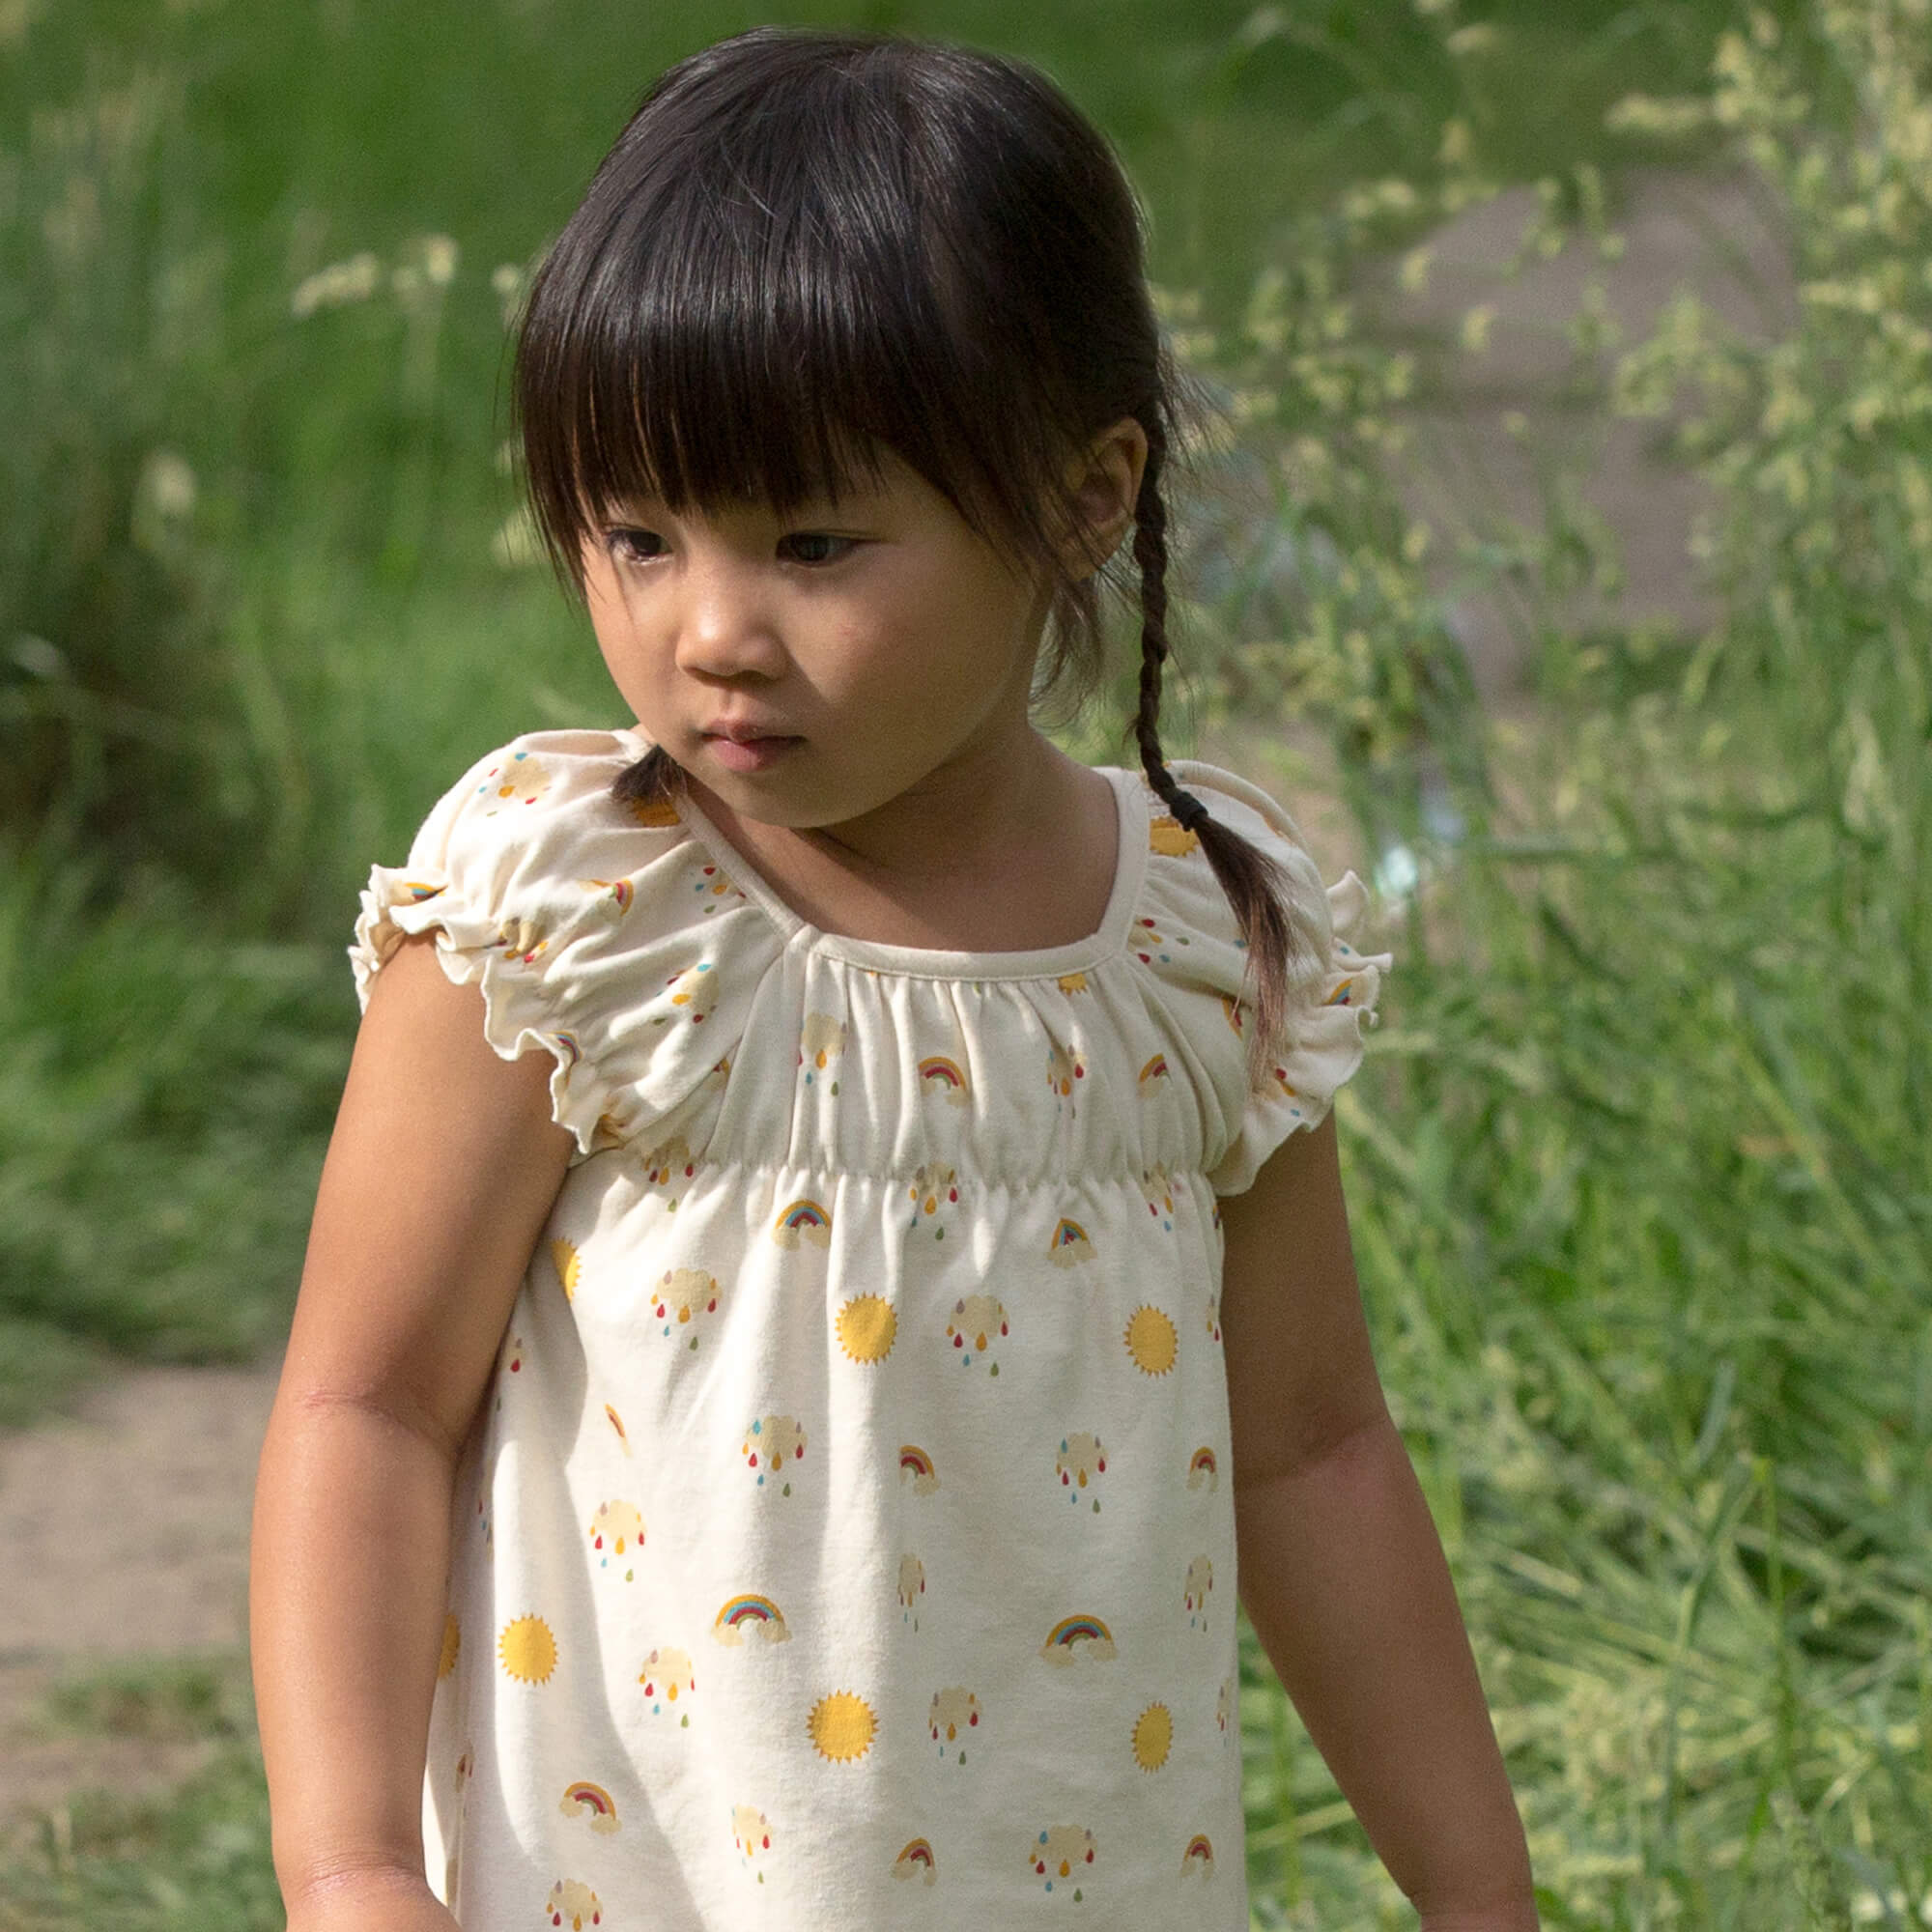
[692,728,1070,884]
[683,735,1119,953]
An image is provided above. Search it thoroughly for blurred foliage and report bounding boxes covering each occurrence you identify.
[0,70,240,882]
[0,850,343,1389]
[1214,4,1930,1922]
[0,1748,281,1932]
[0,1656,274,1929]
[41,1655,252,1747]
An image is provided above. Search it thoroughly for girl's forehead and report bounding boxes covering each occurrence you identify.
[601,445,931,518]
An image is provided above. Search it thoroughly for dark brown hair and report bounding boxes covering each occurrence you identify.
[513,27,1328,1091]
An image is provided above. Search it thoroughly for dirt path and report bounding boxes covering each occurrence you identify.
[0,1361,282,1826]
[1360,161,1793,697]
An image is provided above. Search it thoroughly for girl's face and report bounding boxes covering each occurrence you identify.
[579,448,1056,851]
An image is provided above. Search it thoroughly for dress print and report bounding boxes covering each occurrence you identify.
[350,726,1388,1930]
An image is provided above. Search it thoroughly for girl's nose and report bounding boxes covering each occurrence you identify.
[673,554,785,677]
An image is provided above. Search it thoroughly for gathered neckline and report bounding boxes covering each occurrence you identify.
[642,744,1151,983]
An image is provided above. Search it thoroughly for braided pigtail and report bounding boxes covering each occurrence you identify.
[611,740,689,816]
[1129,423,1328,1097]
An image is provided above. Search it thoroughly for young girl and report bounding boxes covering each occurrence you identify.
[251,28,1537,1932]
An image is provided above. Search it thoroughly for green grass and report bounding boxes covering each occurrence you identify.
[0,1656,278,1932]
[37,1657,253,1751]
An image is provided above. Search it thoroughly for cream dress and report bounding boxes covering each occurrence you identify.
[350,726,1388,1931]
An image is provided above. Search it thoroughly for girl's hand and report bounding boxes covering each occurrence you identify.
[283,1868,460,1932]
[1418,1905,1541,1932]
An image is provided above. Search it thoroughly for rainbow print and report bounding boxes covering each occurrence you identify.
[1138,1054,1170,1088]
[1187,1447,1218,1490]
[1179,1833,1215,1875]
[893,1838,938,1887]
[582,877,634,911]
[918,1056,967,1095]
[1039,1614,1117,1663]
[771,1198,833,1248]
[898,1445,940,1494]
[1324,978,1355,1007]
[557,1780,619,1834]
[1047,1217,1096,1268]
[403,881,443,903]
[713,1593,790,1645]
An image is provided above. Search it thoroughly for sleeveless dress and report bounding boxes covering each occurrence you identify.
[349,726,1389,1931]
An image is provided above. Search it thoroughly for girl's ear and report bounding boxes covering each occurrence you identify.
[1056,417,1151,580]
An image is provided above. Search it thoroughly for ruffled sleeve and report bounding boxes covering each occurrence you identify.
[349,727,783,1163]
[1134,758,1392,1196]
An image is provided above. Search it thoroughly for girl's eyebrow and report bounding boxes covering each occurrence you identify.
[599,488,883,526]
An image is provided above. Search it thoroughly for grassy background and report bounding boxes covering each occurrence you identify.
[5,0,1928,1925]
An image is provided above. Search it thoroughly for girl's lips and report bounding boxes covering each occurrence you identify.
[707,734,801,773]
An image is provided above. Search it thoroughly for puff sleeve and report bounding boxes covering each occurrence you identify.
[347,727,783,1163]
[1137,758,1392,1196]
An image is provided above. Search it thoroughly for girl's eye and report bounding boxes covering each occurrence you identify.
[779,532,854,565]
[605,527,666,565]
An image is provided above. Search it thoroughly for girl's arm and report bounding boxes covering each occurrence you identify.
[250,935,576,1929]
[1220,1111,1537,1931]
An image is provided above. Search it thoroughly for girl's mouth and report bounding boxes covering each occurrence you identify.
[707,734,802,773]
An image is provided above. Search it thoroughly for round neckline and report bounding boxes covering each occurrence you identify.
[640,744,1150,982]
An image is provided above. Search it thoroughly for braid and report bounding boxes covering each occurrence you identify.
[610,740,688,814]
[1129,427,1176,788]
[1127,419,1321,1096]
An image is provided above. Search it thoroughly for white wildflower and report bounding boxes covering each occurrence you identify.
[421,234,459,287]
[492,506,543,570]
[291,251,382,319]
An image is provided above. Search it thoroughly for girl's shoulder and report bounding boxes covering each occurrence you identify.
[349,724,780,1160]
[1135,756,1342,949]
[1128,757,1393,1194]
[401,724,682,867]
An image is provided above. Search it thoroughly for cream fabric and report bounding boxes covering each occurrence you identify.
[349,726,1388,1930]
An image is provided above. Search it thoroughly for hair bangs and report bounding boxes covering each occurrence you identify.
[518,52,1015,588]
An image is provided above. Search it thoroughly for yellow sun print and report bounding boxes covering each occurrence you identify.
[499,1614,558,1685]
[809,1690,878,1763]
[837,1294,897,1364]
[1132,1702,1173,1772]
[1124,1304,1179,1376]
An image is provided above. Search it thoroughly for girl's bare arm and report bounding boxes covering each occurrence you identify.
[250,935,576,1927]
[1219,1111,1537,1930]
